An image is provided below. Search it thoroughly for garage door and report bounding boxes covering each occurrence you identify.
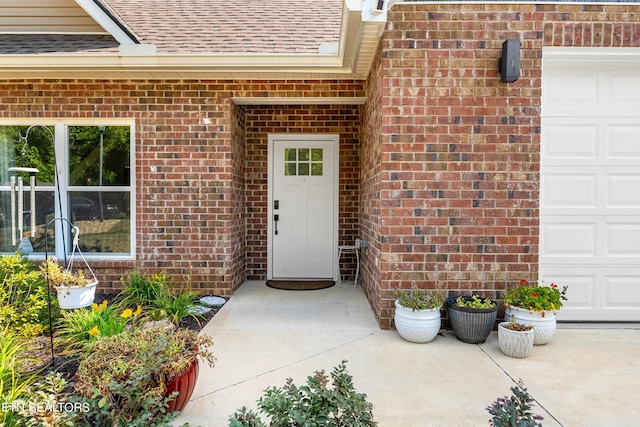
[541,49,640,321]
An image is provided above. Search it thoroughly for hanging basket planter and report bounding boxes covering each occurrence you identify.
[55,280,98,309]
[43,224,99,310]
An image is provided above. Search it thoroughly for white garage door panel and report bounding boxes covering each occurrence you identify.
[611,74,640,103]
[543,123,598,159]
[541,52,640,321]
[540,268,640,321]
[541,221,597,256]
[607,175,640,207]
[542,174,597,207]
[606,224,640,256]
[607,125,640,158]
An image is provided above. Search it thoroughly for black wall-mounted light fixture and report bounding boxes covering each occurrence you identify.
[499,39,520,83]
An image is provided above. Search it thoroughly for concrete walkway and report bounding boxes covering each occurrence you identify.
[173,281,640,427]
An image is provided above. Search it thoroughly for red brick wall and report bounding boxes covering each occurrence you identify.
[361,44,387,326]
[366,2,640,328]
[243,104,361,281]
[0,80,364,295]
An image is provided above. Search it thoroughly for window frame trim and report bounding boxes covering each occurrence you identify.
[0,119,136,261]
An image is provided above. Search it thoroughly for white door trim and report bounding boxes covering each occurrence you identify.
[266,133,339,281]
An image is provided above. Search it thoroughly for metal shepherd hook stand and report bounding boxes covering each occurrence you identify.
[8,125,69,366]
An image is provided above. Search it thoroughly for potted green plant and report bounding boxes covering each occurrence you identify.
[446,295,497,344]
[74,323,216,423]
[498,316,535,358]
[41,258,98,309]
[504,280,568,345]
[393,286,443,343]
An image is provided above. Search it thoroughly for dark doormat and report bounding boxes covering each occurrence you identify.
[266,280,335,291]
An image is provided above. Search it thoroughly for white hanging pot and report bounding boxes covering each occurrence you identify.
[55,280,98,309]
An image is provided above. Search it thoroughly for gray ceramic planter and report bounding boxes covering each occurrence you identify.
[446,296,498,344]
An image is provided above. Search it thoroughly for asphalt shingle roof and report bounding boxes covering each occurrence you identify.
[0,35,119,55]
[104,0,343,54]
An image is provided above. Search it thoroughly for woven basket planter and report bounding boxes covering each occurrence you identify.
[498,322,535,358]
[446,296,497,344]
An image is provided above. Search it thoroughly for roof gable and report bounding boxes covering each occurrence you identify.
[0,0,104,34]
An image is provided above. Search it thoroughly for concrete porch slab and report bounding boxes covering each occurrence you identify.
[173,281,640,427]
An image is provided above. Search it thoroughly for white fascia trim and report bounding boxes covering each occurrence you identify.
[75,0,137,45]
[0,53,347,71]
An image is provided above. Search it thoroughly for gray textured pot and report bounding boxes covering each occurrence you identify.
[446,296,497,344]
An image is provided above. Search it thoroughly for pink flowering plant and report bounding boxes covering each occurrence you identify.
[504,280,568,313]
[394,286,443,311]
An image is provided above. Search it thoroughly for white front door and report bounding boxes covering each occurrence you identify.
[541,50,640,321]
[268,134,338,280]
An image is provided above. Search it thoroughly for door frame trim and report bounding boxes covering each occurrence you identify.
[267,133,340,281]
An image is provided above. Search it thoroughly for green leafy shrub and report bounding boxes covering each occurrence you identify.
[18,372,85,427]
[0,253,55,337]
[486,380,543,427]
[75,325,215,425]
[229,360,377,427]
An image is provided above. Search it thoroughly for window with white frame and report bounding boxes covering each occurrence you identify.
[0,123,134,258]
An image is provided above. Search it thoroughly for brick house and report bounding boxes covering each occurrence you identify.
[1,0,639,328]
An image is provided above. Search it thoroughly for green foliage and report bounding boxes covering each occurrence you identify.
[55,300,143,356]
[229,360,377,427]
[456,295,496,309]
[18,372,85,426]
[75,325,214,425]
[504,280,568,312]
[41,258,92,288]
[120,272,202,326]
[486,380,543,427]
[394,286,443,311]
[120,272,169,309]
[0,327,39,427]
[156,289,203,327]
[0,253,56,337]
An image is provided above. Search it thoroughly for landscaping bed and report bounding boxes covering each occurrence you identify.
[1,253,220,427]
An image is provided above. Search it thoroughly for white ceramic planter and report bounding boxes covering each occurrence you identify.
[504,305,557,345]
[55,280,98,309]
[498,322,535,358]
[394,301,441,343]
